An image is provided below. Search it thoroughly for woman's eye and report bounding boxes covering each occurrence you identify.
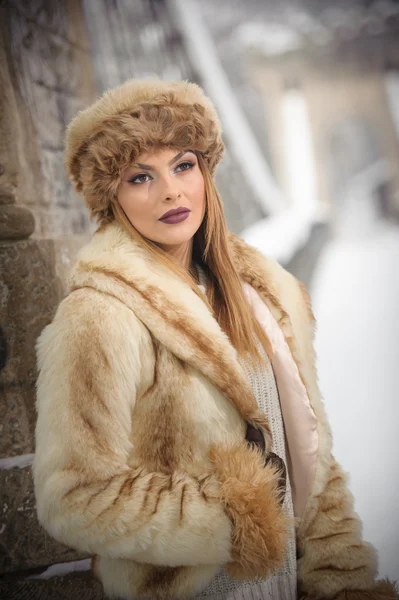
[129,173,151,184]
[175,161,194,173]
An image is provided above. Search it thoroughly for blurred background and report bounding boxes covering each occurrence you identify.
[0,0,398,596]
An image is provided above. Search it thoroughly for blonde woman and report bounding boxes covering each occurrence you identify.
[33,79,398,600]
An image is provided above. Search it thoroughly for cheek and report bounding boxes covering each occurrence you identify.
[190,175,206,216]
[118,188,152,224]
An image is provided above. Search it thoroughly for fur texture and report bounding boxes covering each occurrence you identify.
[300,578,399,600]
[209,443,291,580]
[33,223,398,599]
[64,79,224,223]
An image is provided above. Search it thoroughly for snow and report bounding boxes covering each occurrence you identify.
[240,207,326,264]
[310,220,399,581]
[26,559,91,580]
[0,454,34,470]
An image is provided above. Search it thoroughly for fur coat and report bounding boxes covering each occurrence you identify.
[33,222,398,600]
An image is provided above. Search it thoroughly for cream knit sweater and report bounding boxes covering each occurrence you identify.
[193,268,297,600]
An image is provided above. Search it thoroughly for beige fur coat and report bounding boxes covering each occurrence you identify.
[33,222,397,600]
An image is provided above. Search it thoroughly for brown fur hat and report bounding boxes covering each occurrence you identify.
[65,78,224,223]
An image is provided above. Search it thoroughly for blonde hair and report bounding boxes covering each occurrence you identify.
[111,153,271,363]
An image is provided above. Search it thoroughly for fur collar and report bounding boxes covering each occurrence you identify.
[69,222,309,444]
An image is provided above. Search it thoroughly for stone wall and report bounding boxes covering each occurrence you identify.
[6,0,95,239]
[0,0,99,596]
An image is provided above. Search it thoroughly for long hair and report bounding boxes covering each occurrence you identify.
[111,152,271,364]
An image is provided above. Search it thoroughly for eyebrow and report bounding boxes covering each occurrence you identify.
[133,151,191,171]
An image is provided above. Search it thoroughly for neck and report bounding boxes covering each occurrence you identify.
[158,239,194,272]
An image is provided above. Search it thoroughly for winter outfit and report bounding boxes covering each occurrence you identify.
[194,265,297,600]
[33,79,398,600]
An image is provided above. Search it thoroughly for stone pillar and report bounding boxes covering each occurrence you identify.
[0,3,99,595]
[0,206,77,573]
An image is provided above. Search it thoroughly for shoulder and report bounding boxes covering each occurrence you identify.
[44,286,144,336]
[229,231,296,286]
[228,232,315,326]
[36,286,152,372]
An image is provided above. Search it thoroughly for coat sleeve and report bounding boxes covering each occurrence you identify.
[297,456,398,600]
[293,281,399,600]
[33,290,233,567]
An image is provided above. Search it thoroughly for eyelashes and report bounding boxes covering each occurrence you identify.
[128,161,195,184]
[129,173,151,184]
[176,161,195,172]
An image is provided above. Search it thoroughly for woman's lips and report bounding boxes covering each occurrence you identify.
[159,210,190,224]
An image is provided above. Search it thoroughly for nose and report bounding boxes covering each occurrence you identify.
[160,172,181,202]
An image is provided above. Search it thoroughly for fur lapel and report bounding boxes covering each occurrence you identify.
[228,234,333,526]
[69,223,271,438]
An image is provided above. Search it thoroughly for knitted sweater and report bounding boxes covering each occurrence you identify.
[193,268,297,600]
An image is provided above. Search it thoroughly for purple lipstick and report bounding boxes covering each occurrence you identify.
[159,206,191,224]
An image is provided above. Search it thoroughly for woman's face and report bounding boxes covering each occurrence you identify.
[117,148,206,249]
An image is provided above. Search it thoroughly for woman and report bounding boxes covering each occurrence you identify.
[33,79,398,600]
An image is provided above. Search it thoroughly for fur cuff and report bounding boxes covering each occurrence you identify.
[300,578,399,600]
[209,443,291,580]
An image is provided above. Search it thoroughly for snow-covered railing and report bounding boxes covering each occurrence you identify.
[241,158,392,262]
[240,206,328,264]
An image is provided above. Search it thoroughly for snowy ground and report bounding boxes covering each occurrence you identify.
[310,220,399,581]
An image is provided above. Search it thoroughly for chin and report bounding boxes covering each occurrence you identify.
[157,233,196,247]
[153,223,200,247]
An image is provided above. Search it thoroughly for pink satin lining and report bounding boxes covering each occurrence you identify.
[243,283,318,518]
